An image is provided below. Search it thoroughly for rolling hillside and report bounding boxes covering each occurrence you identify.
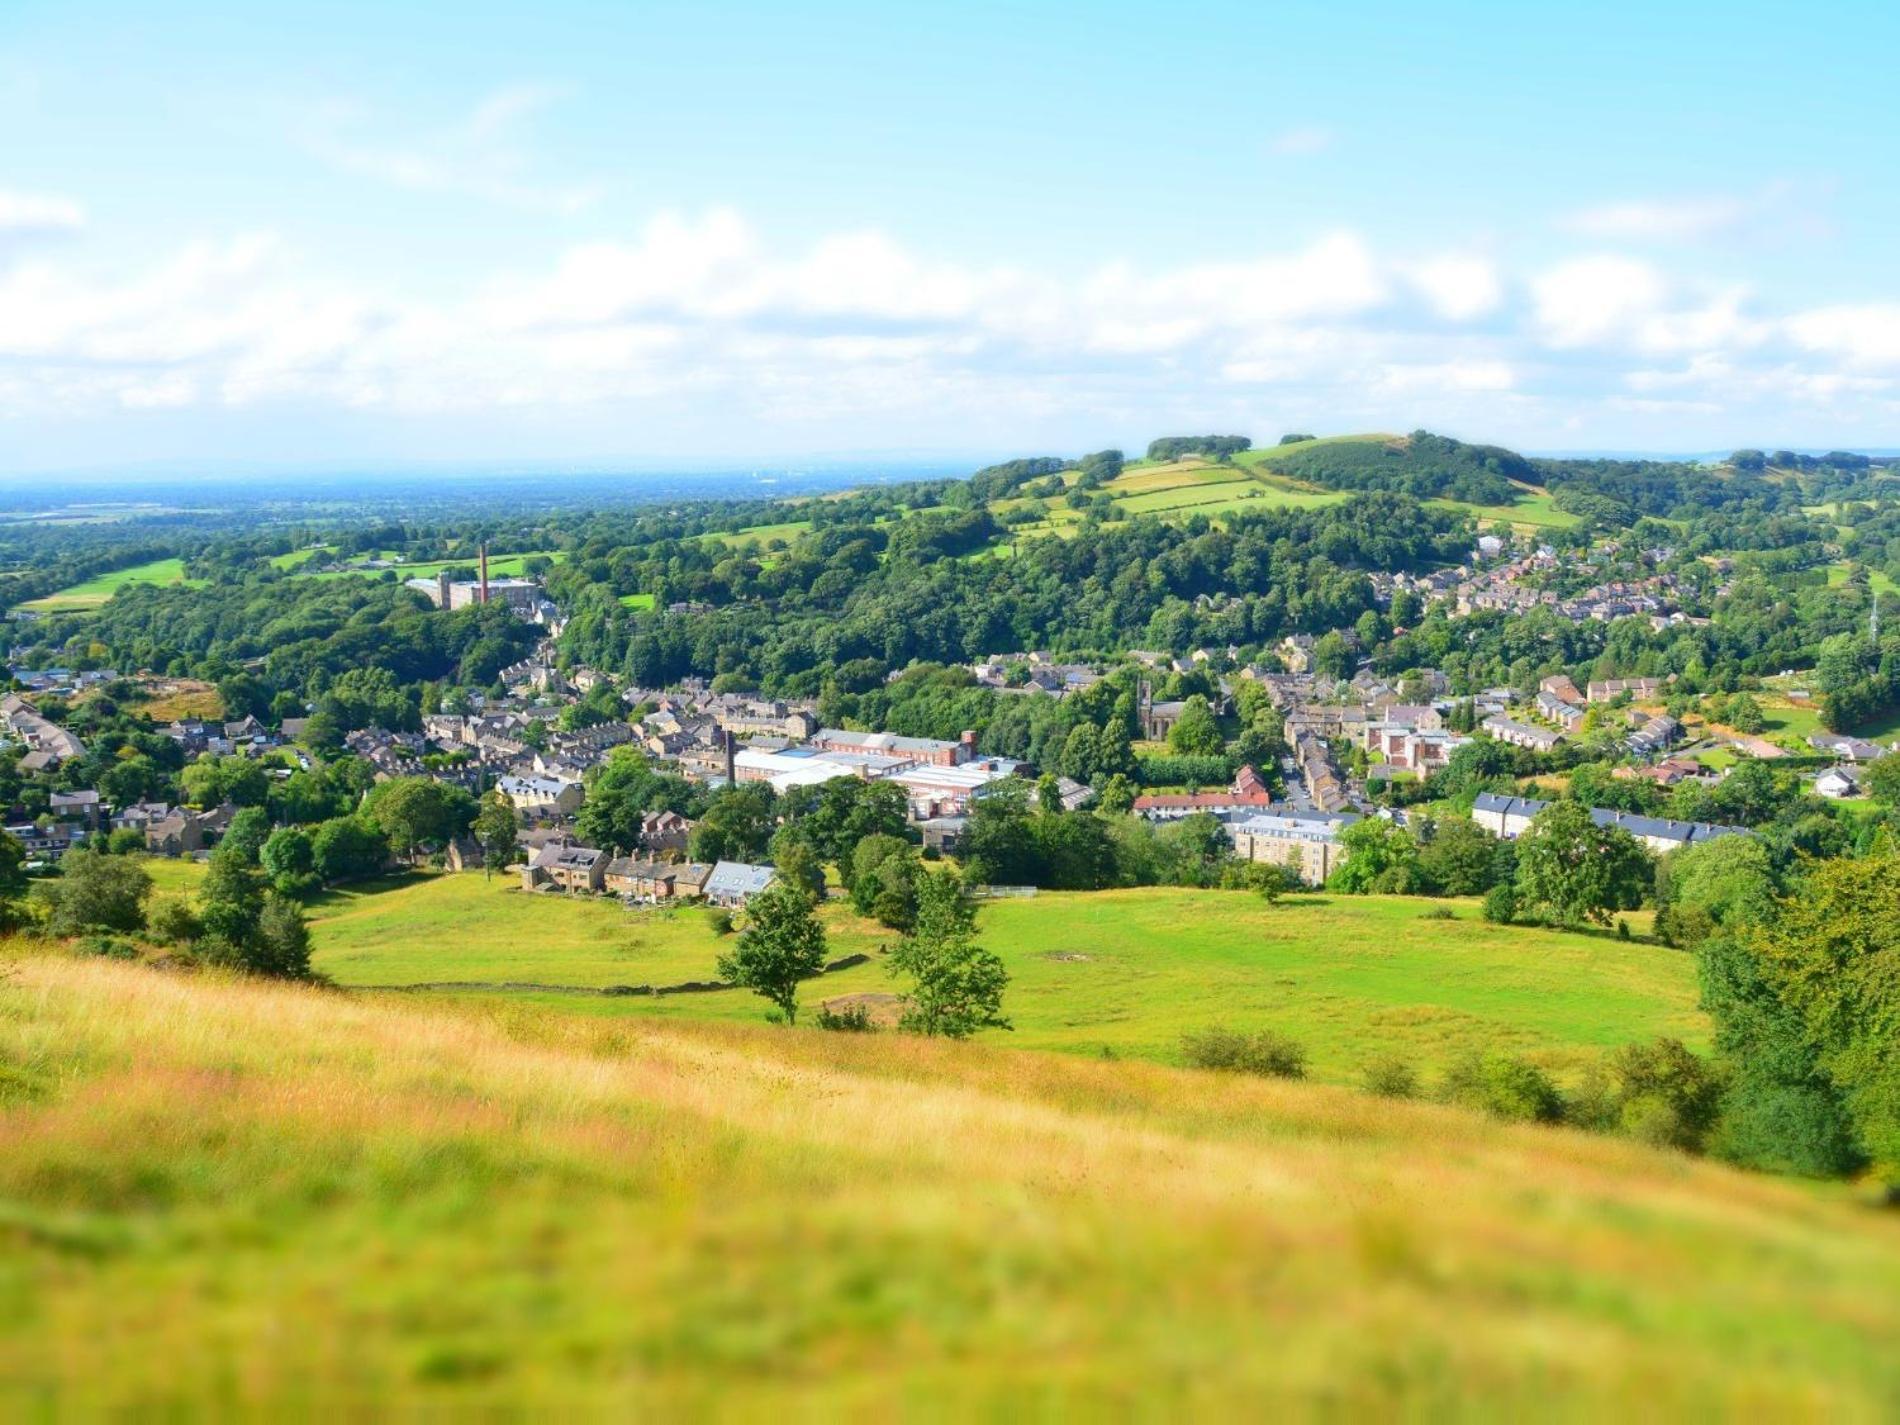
[3,953,1897,1415]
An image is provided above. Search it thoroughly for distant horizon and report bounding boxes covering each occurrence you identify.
[3,439,1898,493]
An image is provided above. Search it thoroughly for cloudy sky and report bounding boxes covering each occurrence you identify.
[2,0,1897,475]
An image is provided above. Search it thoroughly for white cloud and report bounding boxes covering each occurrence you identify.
[1268,125,1334,156]
[1404,253,1503,321]
[1785,304,1900,369]
[301,84,603,216]
[1377,359,1515,393]
[1531,256,1668,347]
[0,189,85,234]
[1,205,1897,449]
[1560,196,1747,242]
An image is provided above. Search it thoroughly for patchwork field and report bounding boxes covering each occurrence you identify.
[3,953,1897,1415]
[147,867,1704,1086]
[301,549,562,582]
[21,557,202,612]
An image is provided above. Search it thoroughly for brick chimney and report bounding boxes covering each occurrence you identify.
[723,728,737,784]
[478,542,490,606]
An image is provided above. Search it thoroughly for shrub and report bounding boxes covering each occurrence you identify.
[1181,1027,1307,1080]
[1603,1038,1725,1153]
[815,1003,877,1033]
[704,908,734,936]
[77,934,137,961]
[1439,1051,1565,1123]
[146,899,204,948]
[1481,883,1517,924]
[1419,905,1456,921]
[1362,1054,1419,1099]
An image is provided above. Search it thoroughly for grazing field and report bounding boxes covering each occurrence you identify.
[3,953,1898,1416]
[618,592,657,609]
[21,557,202,612]
[1426,489,1582,530]
[302,550,562,582]
[143,869,1708,1085]
[301,870,889,989]
[1825,561,1899,596]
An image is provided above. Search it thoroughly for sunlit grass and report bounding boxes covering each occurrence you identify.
[144,868,1705,1087]
[2,952,1897,1415]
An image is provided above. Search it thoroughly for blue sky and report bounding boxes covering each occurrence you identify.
[2,0,1897,474]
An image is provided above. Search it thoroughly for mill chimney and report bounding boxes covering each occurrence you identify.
[479,543,490,606]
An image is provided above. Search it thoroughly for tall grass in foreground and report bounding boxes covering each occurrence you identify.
[2,952,1899,1415]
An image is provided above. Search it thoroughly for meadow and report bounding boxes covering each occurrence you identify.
[143,866,1705,1086]
[21,557,203,612]
[301,549,563,582]
[2,952,1897,1415]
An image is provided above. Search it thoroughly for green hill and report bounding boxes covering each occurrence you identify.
[4,953,1898,1414]
[1249,431,1536,505]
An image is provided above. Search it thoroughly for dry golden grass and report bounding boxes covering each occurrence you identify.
[3,951,1899,1416]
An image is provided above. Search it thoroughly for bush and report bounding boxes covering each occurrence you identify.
[1603,1038,1725,1153]
[1362,1054,1419,1098]
[146,899,204,948]
[1439,1051,1565,1123]
[1482,883,1517,924]
[704,908,734,936]
[1419,905,1456,921]
[77,934,137,961]
[815,1003,877,1033]
[1181,1027,1307,1079]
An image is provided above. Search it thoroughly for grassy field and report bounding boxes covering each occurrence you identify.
[3,953,1899,1415]
[1426,488,1582,531]
[1826,561,1900,596]
[139,868,1708,1086]
[617,591,657,610]
[301,550,562,582]
[21,557,202,612]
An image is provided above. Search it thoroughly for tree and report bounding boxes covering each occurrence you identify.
[40,850,152,936]
[1654,835,1778,949]
[1417,816,1497,896]
[891,870,1010,1039]
[1513,800,1650,926]
[310,816,389,884]
[1165,695,1224,756]
[689,782,777,864]
[200,840,267,949]
[1866,754,1900,806]
[717,881,828,1024]
[574,748,698,850]
[220,806,271,866]
[1756,855,1900,1187]
[260,826,318,897]
[771,837,829,902]
[1698,934,1862,1178]
[250,894,313,979]
[180,754,268,809]
[1725,691,1766,734]
[849,833,920,928]
[1096,773,1137,815]
[472,792,519,877]
[1326,818,1422,895]
[363,777,473,864]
